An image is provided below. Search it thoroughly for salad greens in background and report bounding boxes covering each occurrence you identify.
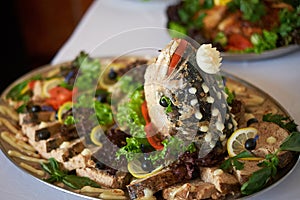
[167,0,300,54]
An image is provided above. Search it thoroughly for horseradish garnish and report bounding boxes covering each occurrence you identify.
[196,44,222,74]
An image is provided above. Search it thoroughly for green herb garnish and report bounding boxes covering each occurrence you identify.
[241,132,300,195]
[115,76,150,161]
[227,0,266,22]
[41,158,100,189]
[224,87,235,104]
[220,151,254,171]
[63,116,76,125]
[168,0,212,38]
[249,30,278,54]
[73,51,101,91]
[277,6,300,45]
[263,113,298,132]
[116,137,149,161]
[94,101,114,126]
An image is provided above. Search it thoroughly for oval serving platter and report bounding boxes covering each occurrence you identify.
[0,56,299,200]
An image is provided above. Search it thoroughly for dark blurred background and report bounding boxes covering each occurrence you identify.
[0,0,93,93]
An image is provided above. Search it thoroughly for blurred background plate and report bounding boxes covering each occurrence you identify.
[221,45,300,61]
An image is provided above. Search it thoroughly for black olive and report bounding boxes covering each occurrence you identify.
[31,105,42,113]
[95,161,106,170]
[36,129,51,140]
[140,144,146,153]
[141,159,153,172]
[96,93,108,103]
[65,71,74,83]
[197,130,205,135]
[245,138,257,150]
[68,169,77,175]
[108,68,117,80]
[41,105,55,111]
[140,144,154,153]
[159,97,169,107]
[247,118,258,127]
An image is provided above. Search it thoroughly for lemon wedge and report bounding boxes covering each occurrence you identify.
[42,78,64,97]
[98,63,125,90]
[57,101,73,123]
[214,0,231,6]
[227,127,262,160]
[20,84,29,95]
[127,159,163,179]
[90,125,106,147]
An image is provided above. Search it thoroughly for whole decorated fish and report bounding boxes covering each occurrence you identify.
[144,38,237,164]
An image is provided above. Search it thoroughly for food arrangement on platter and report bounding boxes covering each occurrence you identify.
[1,38,300,200]
[166,0,300,54]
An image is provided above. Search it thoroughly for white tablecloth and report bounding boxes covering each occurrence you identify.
[1,0,300,199]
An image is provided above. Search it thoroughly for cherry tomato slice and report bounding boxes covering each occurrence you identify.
[46,86,73,110]
[28,80,36,90]
[168,39,188,75]
[145,123,164,150]
[226,33,253,51]
[141,100,164,150]
[141,101,151,125]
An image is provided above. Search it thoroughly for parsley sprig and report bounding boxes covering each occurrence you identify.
[221,131,300,195]
[241,131,300,195]
[221,111,300,195]
[220,151,254,171]
[41,158,100,189]
[263,113,298,132]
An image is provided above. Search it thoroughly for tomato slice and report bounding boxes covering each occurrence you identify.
[168,39,188,75]
[145,123,164,150]
[46,86,73,110]
[141,101,151,124]
[226,33,253,51]
[141,101,164,150]
[28,80,36,90]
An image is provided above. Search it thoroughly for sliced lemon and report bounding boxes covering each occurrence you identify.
[57,101,73,123]
[127,159,163,179]
[227,127,262,160]
[20,84,29,95]
[90,125,106,147]
[42,78,64,97]
[214,0,232,6]
[98,63,125,90]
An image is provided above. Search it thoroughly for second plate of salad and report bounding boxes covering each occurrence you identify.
[166,0,300,60]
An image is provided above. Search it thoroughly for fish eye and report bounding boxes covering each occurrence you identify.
[159,96,170,107]
[159,96,173,113]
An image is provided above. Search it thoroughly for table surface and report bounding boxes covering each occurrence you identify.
[1,1,300,199]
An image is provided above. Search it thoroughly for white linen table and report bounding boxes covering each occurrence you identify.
[1,0,300,199]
